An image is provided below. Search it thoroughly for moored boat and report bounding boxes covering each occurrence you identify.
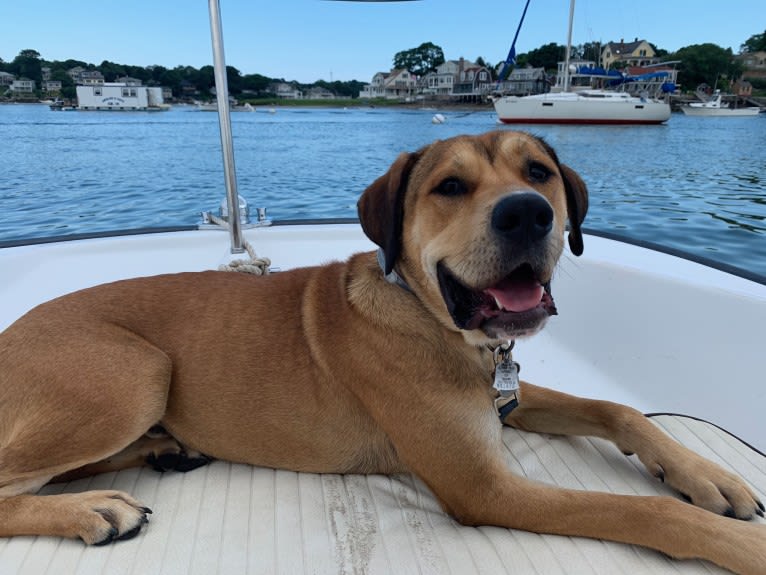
[492,0,671,125]
[681,90,761,116]
[494,89,671,124]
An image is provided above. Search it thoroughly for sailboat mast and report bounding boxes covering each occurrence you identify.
[563,0,575,92]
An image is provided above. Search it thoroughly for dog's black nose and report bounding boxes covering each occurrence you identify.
[491,192,554,244]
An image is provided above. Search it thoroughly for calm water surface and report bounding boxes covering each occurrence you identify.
[1,103,764,278]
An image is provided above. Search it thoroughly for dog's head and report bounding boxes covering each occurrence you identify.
[358,131,588,345]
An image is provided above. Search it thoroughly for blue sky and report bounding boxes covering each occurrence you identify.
[1,0,762,83]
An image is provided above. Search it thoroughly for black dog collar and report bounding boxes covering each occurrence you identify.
[376,248,412,293]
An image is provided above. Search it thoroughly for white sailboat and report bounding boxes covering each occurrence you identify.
[493,0,671,125]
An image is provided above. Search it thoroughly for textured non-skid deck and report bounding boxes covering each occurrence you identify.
[1,415,764,575]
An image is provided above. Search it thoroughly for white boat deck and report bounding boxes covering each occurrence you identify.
[1,416,763,574]
[1,225,765,574]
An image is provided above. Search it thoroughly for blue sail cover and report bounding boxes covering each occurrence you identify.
[497,0,532,83]
[574,66,623,78]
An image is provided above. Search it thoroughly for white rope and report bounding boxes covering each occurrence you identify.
[207,213,271,275]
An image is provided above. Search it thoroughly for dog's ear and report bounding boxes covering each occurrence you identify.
[560,164,589,256]
[357,151,421,275]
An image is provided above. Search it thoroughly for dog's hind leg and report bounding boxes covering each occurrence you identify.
[52,426,213,483]
[0,322,172,544]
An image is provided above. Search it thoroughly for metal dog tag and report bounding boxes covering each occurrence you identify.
[493,356,520,394]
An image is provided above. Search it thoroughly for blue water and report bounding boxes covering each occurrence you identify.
[1,103,765,278]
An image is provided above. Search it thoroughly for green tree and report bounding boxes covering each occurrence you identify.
[673,43,743,90]
[242,72,272,94]
[741,30,766,53]
[649,43,669,59]
[11,49,43,85]
[99,60,126,82]
[393,42,445,75]
[572,42,602,63]
[226,66,243,94]
[193,65,215,95]
[516,43,566,72]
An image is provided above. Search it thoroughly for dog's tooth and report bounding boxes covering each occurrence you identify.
[493,295,503,310]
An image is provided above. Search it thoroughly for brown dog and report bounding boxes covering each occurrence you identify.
[0,131,763,573]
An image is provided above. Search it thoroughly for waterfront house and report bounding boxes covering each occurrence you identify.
[383,69,417,99]
[76,82,166,110]
[0,71,15,87]
[67,67,86,83]
[305,86,336,100]
[420,59,492,100]
[737,50,766,82]
[270,82,303,99]
[421,60,466,96]
[452,59,493,101]
[9,78,35,95]
[494,66,547,95]
[80,70,105,86]
[67,67,106,86]
[359,69,417,100]
[359,72,388,98]
[734,79,753,97]
[43,80,62,94]
[601,39,659,69]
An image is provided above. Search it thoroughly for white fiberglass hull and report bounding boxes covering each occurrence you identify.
[494,91,671,125]
[1,225,764,574]
[681,106,761,117]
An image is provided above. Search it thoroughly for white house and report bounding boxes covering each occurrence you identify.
[305,86,336,100]
[382,69,417,99]
[270,82,303,99]
[420,59,492,99]
[359,69,417,100]
[9,78,35,94]
[359,72,388,98]
[76,83,167,111]
[80,70,105,86]
[0,71,15,87]
[43,80,62,93]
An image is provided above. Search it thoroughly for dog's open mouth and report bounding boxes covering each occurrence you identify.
[437,262,557,338]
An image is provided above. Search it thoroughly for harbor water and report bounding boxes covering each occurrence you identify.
[1,103,764,279]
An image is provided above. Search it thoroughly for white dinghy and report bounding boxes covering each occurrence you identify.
[1,2,764,574]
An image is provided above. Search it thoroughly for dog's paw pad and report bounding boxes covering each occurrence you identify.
[79,491,151,545]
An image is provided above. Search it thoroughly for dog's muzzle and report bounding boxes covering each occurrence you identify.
[438,192,558,339]
[437,262,557,339]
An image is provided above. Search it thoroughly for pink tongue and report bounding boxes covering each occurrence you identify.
[486,281,544,313]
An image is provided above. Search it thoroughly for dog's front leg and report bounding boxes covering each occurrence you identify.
[383,391,766,575]
[503,382,764,520]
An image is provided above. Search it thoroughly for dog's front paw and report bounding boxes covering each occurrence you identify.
[63,490,152,545]
[641,450,764,520]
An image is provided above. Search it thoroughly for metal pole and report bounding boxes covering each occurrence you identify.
[208,0,244,253]
[563,0,575,93]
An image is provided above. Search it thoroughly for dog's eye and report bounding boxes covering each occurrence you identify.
[433,177,468,197]
[528,162,552,183]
